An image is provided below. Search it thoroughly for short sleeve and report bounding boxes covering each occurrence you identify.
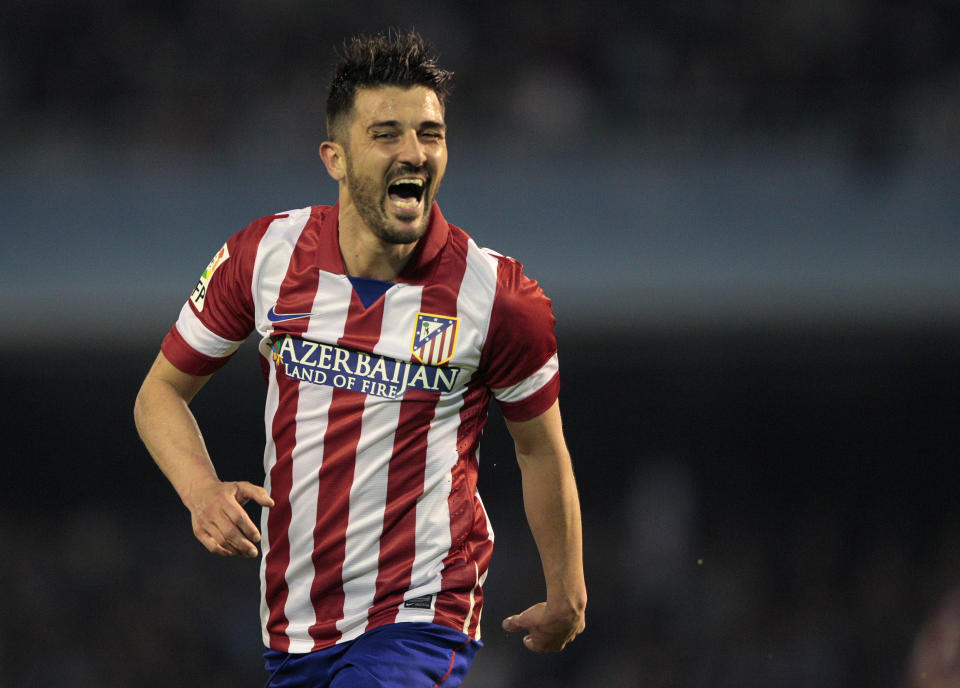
[160,218,269,375]
[479,256,560,422]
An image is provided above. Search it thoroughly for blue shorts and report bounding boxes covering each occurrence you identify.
[264,622,482,688]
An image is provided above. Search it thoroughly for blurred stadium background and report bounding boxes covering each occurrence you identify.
[1,2,959,686]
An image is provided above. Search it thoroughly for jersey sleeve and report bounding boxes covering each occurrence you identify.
[479,255,560,422]
[160,219,267,375]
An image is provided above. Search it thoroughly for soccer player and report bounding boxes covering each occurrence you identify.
[134,30,586,687]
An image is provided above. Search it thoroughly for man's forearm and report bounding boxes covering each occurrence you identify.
[517,445,587,612]
[134,370,218,508]
[135,354,272,558]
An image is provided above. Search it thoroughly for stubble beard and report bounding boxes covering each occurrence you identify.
[345,163,438,245]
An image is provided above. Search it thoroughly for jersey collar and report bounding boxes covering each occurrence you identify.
[397,201,449,284]
[316,201,450,284]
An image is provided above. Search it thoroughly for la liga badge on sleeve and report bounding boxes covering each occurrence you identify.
[411,312,459,366]
[190,243,230,312]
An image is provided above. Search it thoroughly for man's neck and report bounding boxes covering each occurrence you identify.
[337,205,419,282]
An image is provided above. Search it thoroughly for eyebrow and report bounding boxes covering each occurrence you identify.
[367,120,446,131]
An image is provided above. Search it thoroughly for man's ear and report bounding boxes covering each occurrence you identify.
[319,141,346,181]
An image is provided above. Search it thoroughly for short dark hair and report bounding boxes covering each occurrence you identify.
[326,30,453,141]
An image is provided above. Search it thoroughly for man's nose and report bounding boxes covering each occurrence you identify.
[397,131,427,167]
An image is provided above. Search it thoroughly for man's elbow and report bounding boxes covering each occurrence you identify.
[133,374,171,434]
[133,380,153,435]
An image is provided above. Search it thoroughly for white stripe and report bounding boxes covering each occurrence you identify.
[475,565,489,639]
[463,241,500,360]
[252,210,328,653]
[252,207,314,335]
[254,210,310,648]
[282,386,334,654]
[259,359,281,646]
[281,272,352,653]
[462,562,479,634]
[336,285,406,637]
[174,302,244,358]
[336,393,400,641]
[397,242,494,627]
[410,396,463,588]
[473,493,492,639]
[492,353,559,404]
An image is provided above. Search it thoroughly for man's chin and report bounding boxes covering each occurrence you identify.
[378,206,430,243]
[375,218,427,245]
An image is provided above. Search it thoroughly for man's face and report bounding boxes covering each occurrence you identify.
[340,85,448,245]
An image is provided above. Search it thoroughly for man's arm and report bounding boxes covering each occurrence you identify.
[501,400,586,653]
[133,351,273,558]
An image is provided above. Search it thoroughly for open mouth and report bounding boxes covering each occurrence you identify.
[387,178,426,212]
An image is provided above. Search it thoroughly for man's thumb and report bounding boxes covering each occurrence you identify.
[238,481,275,507]
[502,613,526,632]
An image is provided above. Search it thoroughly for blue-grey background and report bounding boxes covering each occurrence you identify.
[1,2,959,686]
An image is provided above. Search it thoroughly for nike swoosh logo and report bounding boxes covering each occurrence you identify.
[267,306,313,323]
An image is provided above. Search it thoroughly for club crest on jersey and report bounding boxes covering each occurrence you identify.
[411,312,459,366]
[190,243,229,312]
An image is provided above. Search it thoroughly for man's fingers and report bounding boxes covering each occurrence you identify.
[235,481,275,508]
[196,509,259,557]
[502,602,544,632]
[212,517,259,557]
[226,502,263,544]
[524,635,551,653]
[197,530,236,557]
[189,480,272,558]
[521,630,565,654]
[218,484,266,546]
[502,601,583,653]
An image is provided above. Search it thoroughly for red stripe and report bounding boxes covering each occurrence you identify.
[422,233,491,633]
[433,382,491,632]
[365,388,437,627]
[436,328,448,363]
[308,290,386,647]
[477,255,557,390]
[498,370,561,422]
[366,227,470,628]
[263,208,324,651]
[263,369,300,651]
[194,215,275,342]
[463,503,494,636]
[161,325,232,376]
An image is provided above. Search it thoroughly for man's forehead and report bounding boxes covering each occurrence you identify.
[352,85,445,124]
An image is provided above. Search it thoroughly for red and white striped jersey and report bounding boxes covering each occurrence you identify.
[161,203,560,653]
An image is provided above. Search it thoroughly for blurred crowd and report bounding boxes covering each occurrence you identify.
[1,1,958,162]
[2,469,958,686]
[3,330,959,686]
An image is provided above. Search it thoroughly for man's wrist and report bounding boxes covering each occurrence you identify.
[546,588,587,616]
[180,472,221,510]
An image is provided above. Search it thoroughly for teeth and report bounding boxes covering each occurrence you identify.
[391,178,424,187]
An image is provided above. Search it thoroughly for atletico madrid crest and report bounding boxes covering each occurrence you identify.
[411,312,459,366]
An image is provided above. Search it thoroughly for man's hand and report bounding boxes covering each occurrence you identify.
[134,353,275,558]
[187,479,274,558]
[502,601,586,653]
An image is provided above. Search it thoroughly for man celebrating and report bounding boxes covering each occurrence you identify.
[134,30,586,687]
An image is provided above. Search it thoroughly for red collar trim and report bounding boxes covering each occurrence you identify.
[315,201,450,283]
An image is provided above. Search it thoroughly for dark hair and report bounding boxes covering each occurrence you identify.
[326,29,453,141]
